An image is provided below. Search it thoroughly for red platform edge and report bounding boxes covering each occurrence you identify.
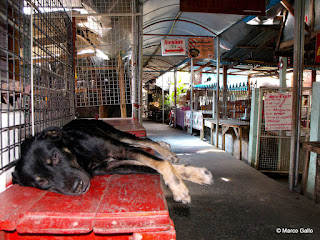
[0,175,174,238]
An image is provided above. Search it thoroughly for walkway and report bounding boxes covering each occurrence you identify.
[142,120,320,240]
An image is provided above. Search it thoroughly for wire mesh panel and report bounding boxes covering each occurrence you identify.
[30,0,75,133]
[256,87,312,172]
[74,0,134,116]
[0,0,74,190]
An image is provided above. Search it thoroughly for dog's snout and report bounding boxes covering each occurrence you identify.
[71,177,90,195]
[72,177,82,193]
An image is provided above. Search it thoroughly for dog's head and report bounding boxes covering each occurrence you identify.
[12,128,91,196]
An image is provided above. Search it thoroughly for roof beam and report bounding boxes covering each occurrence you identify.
[280,0,310,33]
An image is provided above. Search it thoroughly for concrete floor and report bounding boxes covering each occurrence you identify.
[142,120,320,240]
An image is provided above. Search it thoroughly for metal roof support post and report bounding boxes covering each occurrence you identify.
[30,4,35,136]
[279,57,288,88]
[190,58,194,134]
[132,0,143,122]
[174,69,177,128]
[289,0,305,191]
[279,56,288,171]
[215,36,220,148]
[131,0,138,120]
[138,0,143,123]
[223,65,228,119]
[162,75,165,123]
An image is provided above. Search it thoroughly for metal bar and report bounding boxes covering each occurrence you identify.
[289,0,305,191]
[295,0,305,188]
[189,58,194,134]
[174,69,177,128]
[143,19,217,36]
[30,5,35,136]
[73,13,142,17]
[162,75,165,123]
[143,33,213,37]
[131,0,138,120]
[255,88,263,169]
[223,65,228,119]
[138,0,143,123]
[215,36,220,148]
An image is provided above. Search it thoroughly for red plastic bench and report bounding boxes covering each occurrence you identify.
[0,118,175,239]
[0,174,176,239]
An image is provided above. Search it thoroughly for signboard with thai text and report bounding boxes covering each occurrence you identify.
[264,92,292,131]
[161,39,186,56]
[188,37,214,59]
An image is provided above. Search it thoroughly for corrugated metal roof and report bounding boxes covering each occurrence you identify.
[142,0,320,83]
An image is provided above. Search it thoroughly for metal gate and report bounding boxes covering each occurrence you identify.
[0,0,74,190]
[74,0,140,118]
[256,87,312,172]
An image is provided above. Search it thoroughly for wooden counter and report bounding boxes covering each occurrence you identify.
[300,141,320,203]
[203,118,250,160]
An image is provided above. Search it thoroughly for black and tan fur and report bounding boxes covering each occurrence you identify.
[12,119,213,204]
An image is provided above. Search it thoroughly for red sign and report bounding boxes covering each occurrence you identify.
[316,33,320,63]
[180,0,265,15]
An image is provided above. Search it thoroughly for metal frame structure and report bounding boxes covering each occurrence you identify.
[0,0,74,190]
[255,87,312,172]
[74,0,142,119]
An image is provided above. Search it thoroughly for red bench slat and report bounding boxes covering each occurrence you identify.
[94,174,170,234]
[0,175,173,237]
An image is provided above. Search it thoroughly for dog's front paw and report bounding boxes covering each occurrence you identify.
[198,167,214,185]
[172,183,191,204]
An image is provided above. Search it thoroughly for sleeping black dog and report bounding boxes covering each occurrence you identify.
[12,119,213,204]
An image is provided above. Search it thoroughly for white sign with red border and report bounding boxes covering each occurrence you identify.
[161,39,186,56]
[264,92,292,131]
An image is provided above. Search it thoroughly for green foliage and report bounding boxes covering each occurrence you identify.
[164,77,187,107]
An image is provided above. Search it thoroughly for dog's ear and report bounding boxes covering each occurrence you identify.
[45,130,63,140]
[39,127,64,141]
[12,170,23,185]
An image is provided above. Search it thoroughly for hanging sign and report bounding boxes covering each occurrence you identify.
[161,39,186,56]
[264,92,292,131]
[188,37,214,59]
[316,33,320,63]
[180,0,265,15]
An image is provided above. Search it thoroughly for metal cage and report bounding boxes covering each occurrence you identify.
[74,0,137,118]
[0,0,74,190]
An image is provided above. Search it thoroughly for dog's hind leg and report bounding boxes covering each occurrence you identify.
[110,132,179,163]
[88,120,179,163]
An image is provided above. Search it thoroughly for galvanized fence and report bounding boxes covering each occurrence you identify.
[255,87,312,172]
[74,0,136,118]
[0,0,74,188]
